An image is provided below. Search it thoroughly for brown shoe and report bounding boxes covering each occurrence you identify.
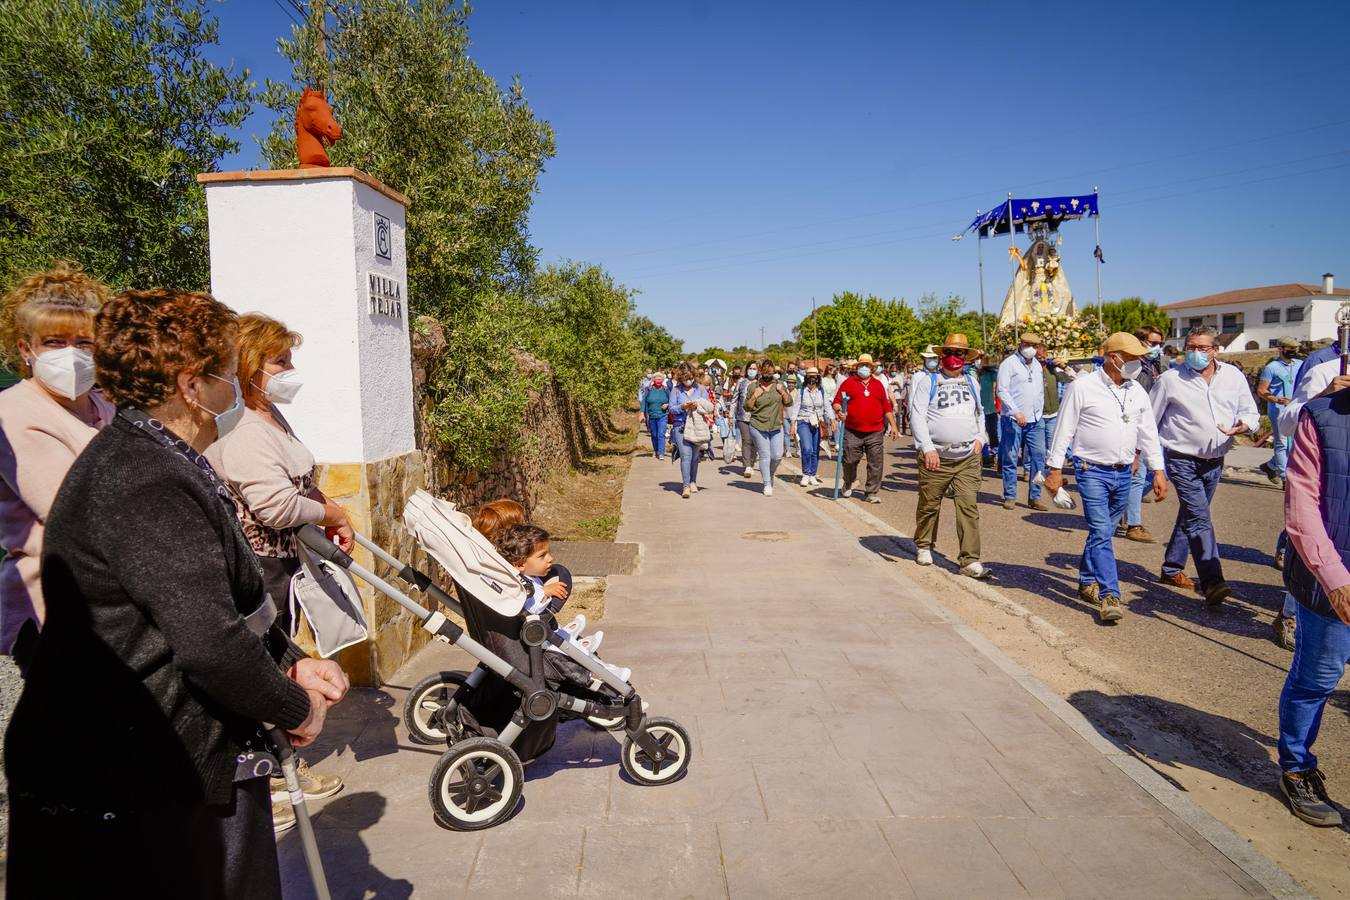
[1002,499,1015,510]
[1125,526,1156,543]
[1159,571,1195,590]
[1078,583,1100,604]
[1098,594,1124,622]
[1028,498,1049,512]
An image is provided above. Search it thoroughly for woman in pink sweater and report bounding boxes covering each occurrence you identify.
[0,263,116,673]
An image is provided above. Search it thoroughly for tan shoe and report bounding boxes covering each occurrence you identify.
[1098,594,1124,622]
[272,796,296,835]
[1002,499,1015,510]
[1078,583,1100,604]
[1028,498,1049,512]
[681,485,691,499]
[1124,526,1156,543]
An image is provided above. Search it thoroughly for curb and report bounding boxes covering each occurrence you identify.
[775,463,1310,900]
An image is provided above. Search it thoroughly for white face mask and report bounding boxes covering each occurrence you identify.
[32,346,96,400]
[259,368,303,404]
[201,374,245,437]
[856,365,872,379]
[746,369,758,380]
[1019,346,1037,360]
[1119,358,1142,380]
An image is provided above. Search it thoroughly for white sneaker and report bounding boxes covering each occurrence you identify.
[961,562,992,580]
[690,483,699,493]
[743,466,754,477]
[916,549,933,566]
[563,615,586,638]
[603,662,631,683]
[843,488,853,498]
[579,630,604,654]
[763,485,774,496]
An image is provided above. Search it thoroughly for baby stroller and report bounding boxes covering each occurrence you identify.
[296,491,691,831]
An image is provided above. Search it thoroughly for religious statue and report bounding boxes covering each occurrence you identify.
[997,223,1076,326]
[295,86,342,169]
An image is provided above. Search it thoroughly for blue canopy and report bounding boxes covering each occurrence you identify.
[966,194,1098,237]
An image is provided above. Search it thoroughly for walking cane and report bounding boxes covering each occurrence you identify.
[268,726,332,900]
[833,393,849,499]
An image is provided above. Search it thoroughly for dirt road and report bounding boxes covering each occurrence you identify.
[770,432,1350,897]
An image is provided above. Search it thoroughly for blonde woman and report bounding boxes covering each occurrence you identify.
[0,263,116,674]
[205,313,352,803]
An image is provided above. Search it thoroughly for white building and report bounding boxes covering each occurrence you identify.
[1163,274,1350,350]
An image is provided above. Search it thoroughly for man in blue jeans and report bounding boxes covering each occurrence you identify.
[996,331,1047,511]
[1149,326,1260,606]
[1276,390,1350,827]
[1256,338,1302,487]
[1044,333,1167,623]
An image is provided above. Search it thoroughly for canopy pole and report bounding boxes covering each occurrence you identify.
[1094,186,1102,327]
[976,211,987,347]
[1008,193,1018,342]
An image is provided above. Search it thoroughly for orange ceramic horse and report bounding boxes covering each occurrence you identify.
[295,86,342,168]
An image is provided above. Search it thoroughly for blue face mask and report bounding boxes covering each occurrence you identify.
[923,358,938,371]
[1146,346,1162,360]
[1185,349,1210,372]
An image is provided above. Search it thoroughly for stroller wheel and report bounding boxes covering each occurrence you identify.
[621,717,692,786]
[428,738,523,831]
[404,671,469,745]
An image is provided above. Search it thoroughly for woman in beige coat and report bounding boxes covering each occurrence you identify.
[0,263,115,673]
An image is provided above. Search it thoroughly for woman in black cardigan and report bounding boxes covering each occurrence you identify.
[4,289,349,899]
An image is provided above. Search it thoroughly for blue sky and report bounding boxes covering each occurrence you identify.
[209,0,1350,352]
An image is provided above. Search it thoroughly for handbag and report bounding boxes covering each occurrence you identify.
[289,544,369,657]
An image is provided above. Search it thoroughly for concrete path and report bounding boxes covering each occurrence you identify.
[279,451,1297,899]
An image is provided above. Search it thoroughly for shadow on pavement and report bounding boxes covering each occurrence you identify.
[301,688,402,766]
[283,792,414,900]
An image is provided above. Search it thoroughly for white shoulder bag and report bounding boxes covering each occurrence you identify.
[289,545,369,658]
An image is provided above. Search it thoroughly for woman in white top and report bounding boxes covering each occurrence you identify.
[205,314,355,631]
[0,263,116,674]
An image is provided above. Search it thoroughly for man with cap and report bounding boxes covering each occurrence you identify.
[1257,337,1303,486]
[996,331,1048,511]
[1149,325,1259,606]
[832,353,899,503]
[1045,333,1168,622]
[909,333,990,579]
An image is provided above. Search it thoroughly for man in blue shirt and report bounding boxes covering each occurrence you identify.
[1257,338,1304,485]
[995,331,1047,511]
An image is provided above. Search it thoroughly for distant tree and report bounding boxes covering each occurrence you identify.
[1097,297,1165,336]
[0,0,254,290]
[915,294,996,349]
[698,346,730,363]
[796,292,920,360]
[631,315,684,368]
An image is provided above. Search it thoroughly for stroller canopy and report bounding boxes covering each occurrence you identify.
[402,490,528,618]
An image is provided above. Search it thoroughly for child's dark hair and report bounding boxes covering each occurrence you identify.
[496,523,549,565]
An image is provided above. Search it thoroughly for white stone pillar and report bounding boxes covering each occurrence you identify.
[197,168,415,463]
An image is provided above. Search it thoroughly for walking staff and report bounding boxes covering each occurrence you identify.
[1044,333,1167,623]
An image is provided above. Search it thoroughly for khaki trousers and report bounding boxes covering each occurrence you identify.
[914,451,982,566]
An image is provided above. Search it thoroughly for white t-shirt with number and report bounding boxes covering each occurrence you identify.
[908,371,984,459]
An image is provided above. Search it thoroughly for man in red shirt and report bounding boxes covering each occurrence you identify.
[832,353,900,503]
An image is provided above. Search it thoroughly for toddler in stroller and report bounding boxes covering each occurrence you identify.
[297,490,690,831]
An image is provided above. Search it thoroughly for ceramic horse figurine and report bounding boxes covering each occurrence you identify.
[295,86,342,168]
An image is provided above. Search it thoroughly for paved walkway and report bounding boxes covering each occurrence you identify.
[279,451,1297,899]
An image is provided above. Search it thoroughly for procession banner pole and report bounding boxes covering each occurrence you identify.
[1094,186,1103,325]
[976,211,987,346]
[1008,193,1019,342]
[812,296,818,366]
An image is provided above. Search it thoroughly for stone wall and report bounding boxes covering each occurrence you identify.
[410,315,606,516]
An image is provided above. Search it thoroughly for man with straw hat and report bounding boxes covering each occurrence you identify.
[1044,332,1168,623]
[996,331,1049,511]
[909,333,991,579]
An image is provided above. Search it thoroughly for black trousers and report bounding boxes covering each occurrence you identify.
[258,554,302,635]
[6,776,281,900]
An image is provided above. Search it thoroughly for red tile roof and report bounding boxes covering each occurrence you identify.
[1163,283,1350,311]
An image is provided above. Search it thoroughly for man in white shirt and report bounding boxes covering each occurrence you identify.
[996,331,1048,511]
[909,333,989,580]
[1149,326,1260,606]
[1045,333,1168,622]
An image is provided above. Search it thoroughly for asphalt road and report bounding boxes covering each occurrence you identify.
[799,432,1349,808]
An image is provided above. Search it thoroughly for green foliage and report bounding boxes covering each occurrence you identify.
[794,292,996,360]
[532,261,642,415]
[0,0,253,290]
[261,0,555,468]
[1097,297,1166,336]
[631,315,684,368]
